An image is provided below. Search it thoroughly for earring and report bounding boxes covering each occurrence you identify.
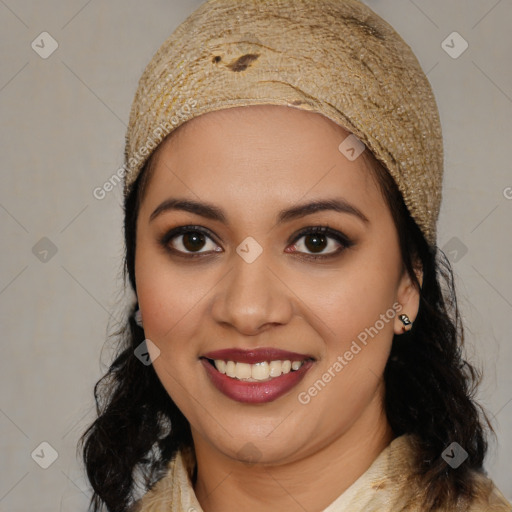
[134,308,143,328]
[399,314,412,333]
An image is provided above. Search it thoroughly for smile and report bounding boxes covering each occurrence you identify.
[212,359,305,381]
[200,348,314,403]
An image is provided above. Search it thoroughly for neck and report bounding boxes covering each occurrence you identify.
[192,394,395,512]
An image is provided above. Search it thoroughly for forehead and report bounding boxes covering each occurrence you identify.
[141,105,382,218]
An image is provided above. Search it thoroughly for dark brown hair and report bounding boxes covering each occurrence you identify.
[79,142,492,512]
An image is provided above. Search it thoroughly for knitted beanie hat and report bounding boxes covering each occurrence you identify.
[123,0,443,246]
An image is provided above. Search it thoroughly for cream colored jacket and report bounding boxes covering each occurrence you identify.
[131,435,511,512]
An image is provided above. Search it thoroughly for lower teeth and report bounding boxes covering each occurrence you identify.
[232,369,299,382]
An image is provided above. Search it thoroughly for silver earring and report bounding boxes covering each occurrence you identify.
[134,308,143,328]
[399,314,412,333]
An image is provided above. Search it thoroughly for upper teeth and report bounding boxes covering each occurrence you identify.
[214,360,304,381]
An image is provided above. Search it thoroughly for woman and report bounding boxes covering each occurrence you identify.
[79,1,511,511]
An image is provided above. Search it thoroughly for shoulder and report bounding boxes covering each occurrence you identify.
[377,435,511,512]
[464,471,512,512]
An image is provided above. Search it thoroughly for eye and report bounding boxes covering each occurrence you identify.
[159,224,353,260]
[287,226,352,259]
[160,225,222,257]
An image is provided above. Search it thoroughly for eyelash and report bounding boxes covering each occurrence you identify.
[159,225,353,261]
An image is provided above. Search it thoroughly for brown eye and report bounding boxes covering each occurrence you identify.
[161,226,222,256]
[304,233,328,253]
[293,232,339,255]
[288,226,353,259]
[182,231,207,252]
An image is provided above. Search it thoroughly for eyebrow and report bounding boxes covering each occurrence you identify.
[149,197,369,225]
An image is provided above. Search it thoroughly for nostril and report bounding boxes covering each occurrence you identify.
[212,55,222,63]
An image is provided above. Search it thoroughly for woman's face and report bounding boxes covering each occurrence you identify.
[135,105,420,465]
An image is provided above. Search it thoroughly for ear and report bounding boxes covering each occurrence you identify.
[394,260,423,335]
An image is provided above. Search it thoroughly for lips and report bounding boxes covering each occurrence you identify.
[201,348,314,403]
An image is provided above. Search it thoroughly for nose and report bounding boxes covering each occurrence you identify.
[210,249,294,336]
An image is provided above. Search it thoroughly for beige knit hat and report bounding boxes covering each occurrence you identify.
[124,0,443,246]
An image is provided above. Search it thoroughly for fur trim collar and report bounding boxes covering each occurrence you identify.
[130,435,511,512]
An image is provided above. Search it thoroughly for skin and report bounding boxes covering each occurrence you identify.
[134,105,422,512]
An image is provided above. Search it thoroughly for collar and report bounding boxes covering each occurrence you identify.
[131,435,511,512]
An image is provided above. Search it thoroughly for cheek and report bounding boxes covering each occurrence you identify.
[291,244,400,411]
[292,251,401,347]
[134,246,210,419]
[293,280,397,444]
[135,244,213,346]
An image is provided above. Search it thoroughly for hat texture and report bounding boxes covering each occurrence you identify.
[124,0,443,245]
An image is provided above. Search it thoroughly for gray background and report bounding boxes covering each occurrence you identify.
[0,1,511,510]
